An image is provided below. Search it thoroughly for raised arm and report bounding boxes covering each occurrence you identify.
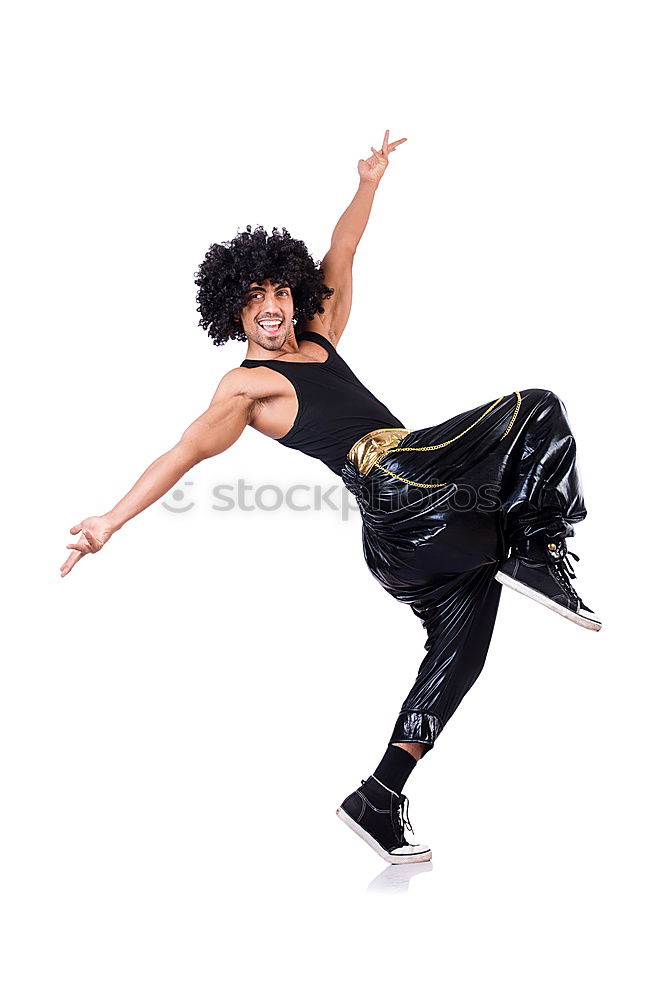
[310,129,407,346]
[60,369,255,577]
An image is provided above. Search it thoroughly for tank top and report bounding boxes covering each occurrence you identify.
[240,331,406,476]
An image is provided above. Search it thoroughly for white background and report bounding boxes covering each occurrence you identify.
[2,1,660,997]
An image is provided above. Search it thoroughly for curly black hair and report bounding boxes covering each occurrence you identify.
[194,225,335,347]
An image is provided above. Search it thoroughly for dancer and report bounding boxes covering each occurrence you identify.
[60,131,601,866]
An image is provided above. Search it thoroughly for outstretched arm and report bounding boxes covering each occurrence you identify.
[60,370,254,577]
[311,129,407,346]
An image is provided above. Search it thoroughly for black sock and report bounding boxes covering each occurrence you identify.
[372,744,418,796]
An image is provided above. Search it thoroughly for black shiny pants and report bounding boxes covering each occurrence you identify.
[340,388,587,752]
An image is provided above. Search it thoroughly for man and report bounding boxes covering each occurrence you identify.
[61,131,601,865]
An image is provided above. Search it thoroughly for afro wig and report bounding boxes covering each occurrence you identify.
[194,225,335,347]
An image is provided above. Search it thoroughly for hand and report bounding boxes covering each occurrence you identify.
[60,514,114,577]
[357,129,407,185]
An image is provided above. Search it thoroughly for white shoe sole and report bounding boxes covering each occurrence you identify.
[336,807,432,864]
[495,571,602,631]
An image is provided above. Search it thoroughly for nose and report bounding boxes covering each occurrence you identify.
[261,291,282,316]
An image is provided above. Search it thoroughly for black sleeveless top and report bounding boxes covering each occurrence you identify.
[240,331,406,476]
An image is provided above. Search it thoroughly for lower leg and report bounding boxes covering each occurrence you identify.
[370,742,424,797]
[390,569,503,761]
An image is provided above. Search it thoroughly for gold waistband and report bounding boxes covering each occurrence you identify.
[345,392,522,486]
[346,426,413,476]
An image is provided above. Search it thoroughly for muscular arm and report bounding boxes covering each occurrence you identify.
[330,178,380,252]
[105,372,253,532]
[61,369,255,576]
[308,129,407,346]
[317,180,378,344]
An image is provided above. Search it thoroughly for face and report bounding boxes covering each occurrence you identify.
[239,278,295,349]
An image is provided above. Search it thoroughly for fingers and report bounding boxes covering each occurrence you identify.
[61,522,103,577]
[60,549,82,576]
[370,131,407,164]
[82,527,103,552]
[63,530,101,558]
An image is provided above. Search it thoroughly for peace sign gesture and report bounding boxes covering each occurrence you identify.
[358,129,407,185]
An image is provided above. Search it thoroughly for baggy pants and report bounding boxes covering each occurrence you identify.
[340,388,587,753]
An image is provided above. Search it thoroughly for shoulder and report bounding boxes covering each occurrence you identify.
[296,321,339,350]
[209,364,289,406]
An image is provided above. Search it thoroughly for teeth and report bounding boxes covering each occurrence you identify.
[259,320,281,328]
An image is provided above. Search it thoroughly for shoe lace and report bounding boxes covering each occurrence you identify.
[395,794,415,843]
[550,540,581,604]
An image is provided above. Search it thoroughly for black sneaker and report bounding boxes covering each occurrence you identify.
[495,534,602,631]
[336,775,432,864]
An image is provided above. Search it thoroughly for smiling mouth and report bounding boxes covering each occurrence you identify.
[258,319,283,334]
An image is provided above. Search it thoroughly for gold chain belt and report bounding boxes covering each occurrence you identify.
[346,426,414,476]
[346,391,522,488]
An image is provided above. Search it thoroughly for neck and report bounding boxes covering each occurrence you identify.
[244,330,302,362]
